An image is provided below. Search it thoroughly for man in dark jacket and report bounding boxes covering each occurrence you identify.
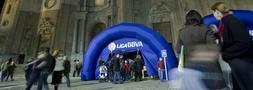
[134,55,144,81]
[113,54,122,84]
[211,2,253,90]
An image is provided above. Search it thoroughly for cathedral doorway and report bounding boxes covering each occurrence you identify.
[152,22,173,43]
[90,22,106,41]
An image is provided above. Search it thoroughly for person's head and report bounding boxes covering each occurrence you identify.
[44,48,50,53]
[8,58,13,63]
[120,55,123,59]
[185,10,203,25]
[116,54,120,58]
[125,60,128,64]
[211,2,231,20]
[63,56,68,60]
[52,49,60,57]
[159,57,163,61]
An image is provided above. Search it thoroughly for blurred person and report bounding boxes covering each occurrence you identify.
[124,60,130,81]
[73,60,82,77]
[25,53,44,90]
[106,54,114,82]
[5,58,16,81]
[99,60,107,82]
[37,48,56,90]
[51,50,64,90]
[63,56,71,87]
[211,2,253,90]
[209,24,233,89]
[26,48,56,90]
[176,10,226,89]
[134,55,144,81]
[1,60,8,82]
[113,54,122,84]
[119,55,125,81]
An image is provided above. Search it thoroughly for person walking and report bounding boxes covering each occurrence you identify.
[51,50,64,90]
[157,57,165,82]
[211,2,253,90]
[63,56,71,87]
[176,10,225,89]
[5,58,16,81]
[33,48,56,90]
[1,60,8,82]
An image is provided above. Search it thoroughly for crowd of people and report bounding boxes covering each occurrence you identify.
[23,49,81,90]
[98,52,146,84]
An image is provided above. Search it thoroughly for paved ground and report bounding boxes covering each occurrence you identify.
[0,73,183,90]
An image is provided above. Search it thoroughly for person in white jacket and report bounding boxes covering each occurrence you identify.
[51,50,64,90]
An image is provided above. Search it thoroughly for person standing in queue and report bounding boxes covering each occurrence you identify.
[113,54,122,84]
[134,55,144,81]
[157,57,165,82]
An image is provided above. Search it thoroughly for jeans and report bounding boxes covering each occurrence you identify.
[73,69,81,77]
[64,73,71,87]
[107,71,113,82]
[37,71,49,90]
[5,71,14,81]
[125,72,131,81]
[25,70,40,90]
[114,71,122,84]
[158,69,164,81]
[1,70,7,82]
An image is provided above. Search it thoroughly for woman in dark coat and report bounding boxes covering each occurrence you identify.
[211,2,253,90]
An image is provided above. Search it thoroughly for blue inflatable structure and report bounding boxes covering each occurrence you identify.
[203,10,253,40]
[81,23,178,80]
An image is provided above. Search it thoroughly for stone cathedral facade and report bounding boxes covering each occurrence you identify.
[0,0,253,62]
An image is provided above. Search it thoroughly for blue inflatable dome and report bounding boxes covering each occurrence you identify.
[81,23,178,80]
[203,10,253,40]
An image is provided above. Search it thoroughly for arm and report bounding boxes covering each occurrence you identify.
[205,27,216,44]
[222,18,251,59]
[176,30,183,56]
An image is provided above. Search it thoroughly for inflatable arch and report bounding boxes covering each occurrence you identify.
[203,10,253,40]
[81,23,178,80]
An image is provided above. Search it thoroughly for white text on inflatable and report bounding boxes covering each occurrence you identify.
[116,41,144,49]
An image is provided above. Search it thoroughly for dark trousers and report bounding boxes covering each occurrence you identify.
[228,58,253,90]
[5,71,14,81]
[37,71,49,90]
[73,69,81,77]
[135,71,142,81]
[25,70,40,90]
[1,70,7,82]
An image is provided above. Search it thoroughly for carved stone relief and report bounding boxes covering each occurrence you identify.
[149,2,171,23]
[38,17,55,51]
